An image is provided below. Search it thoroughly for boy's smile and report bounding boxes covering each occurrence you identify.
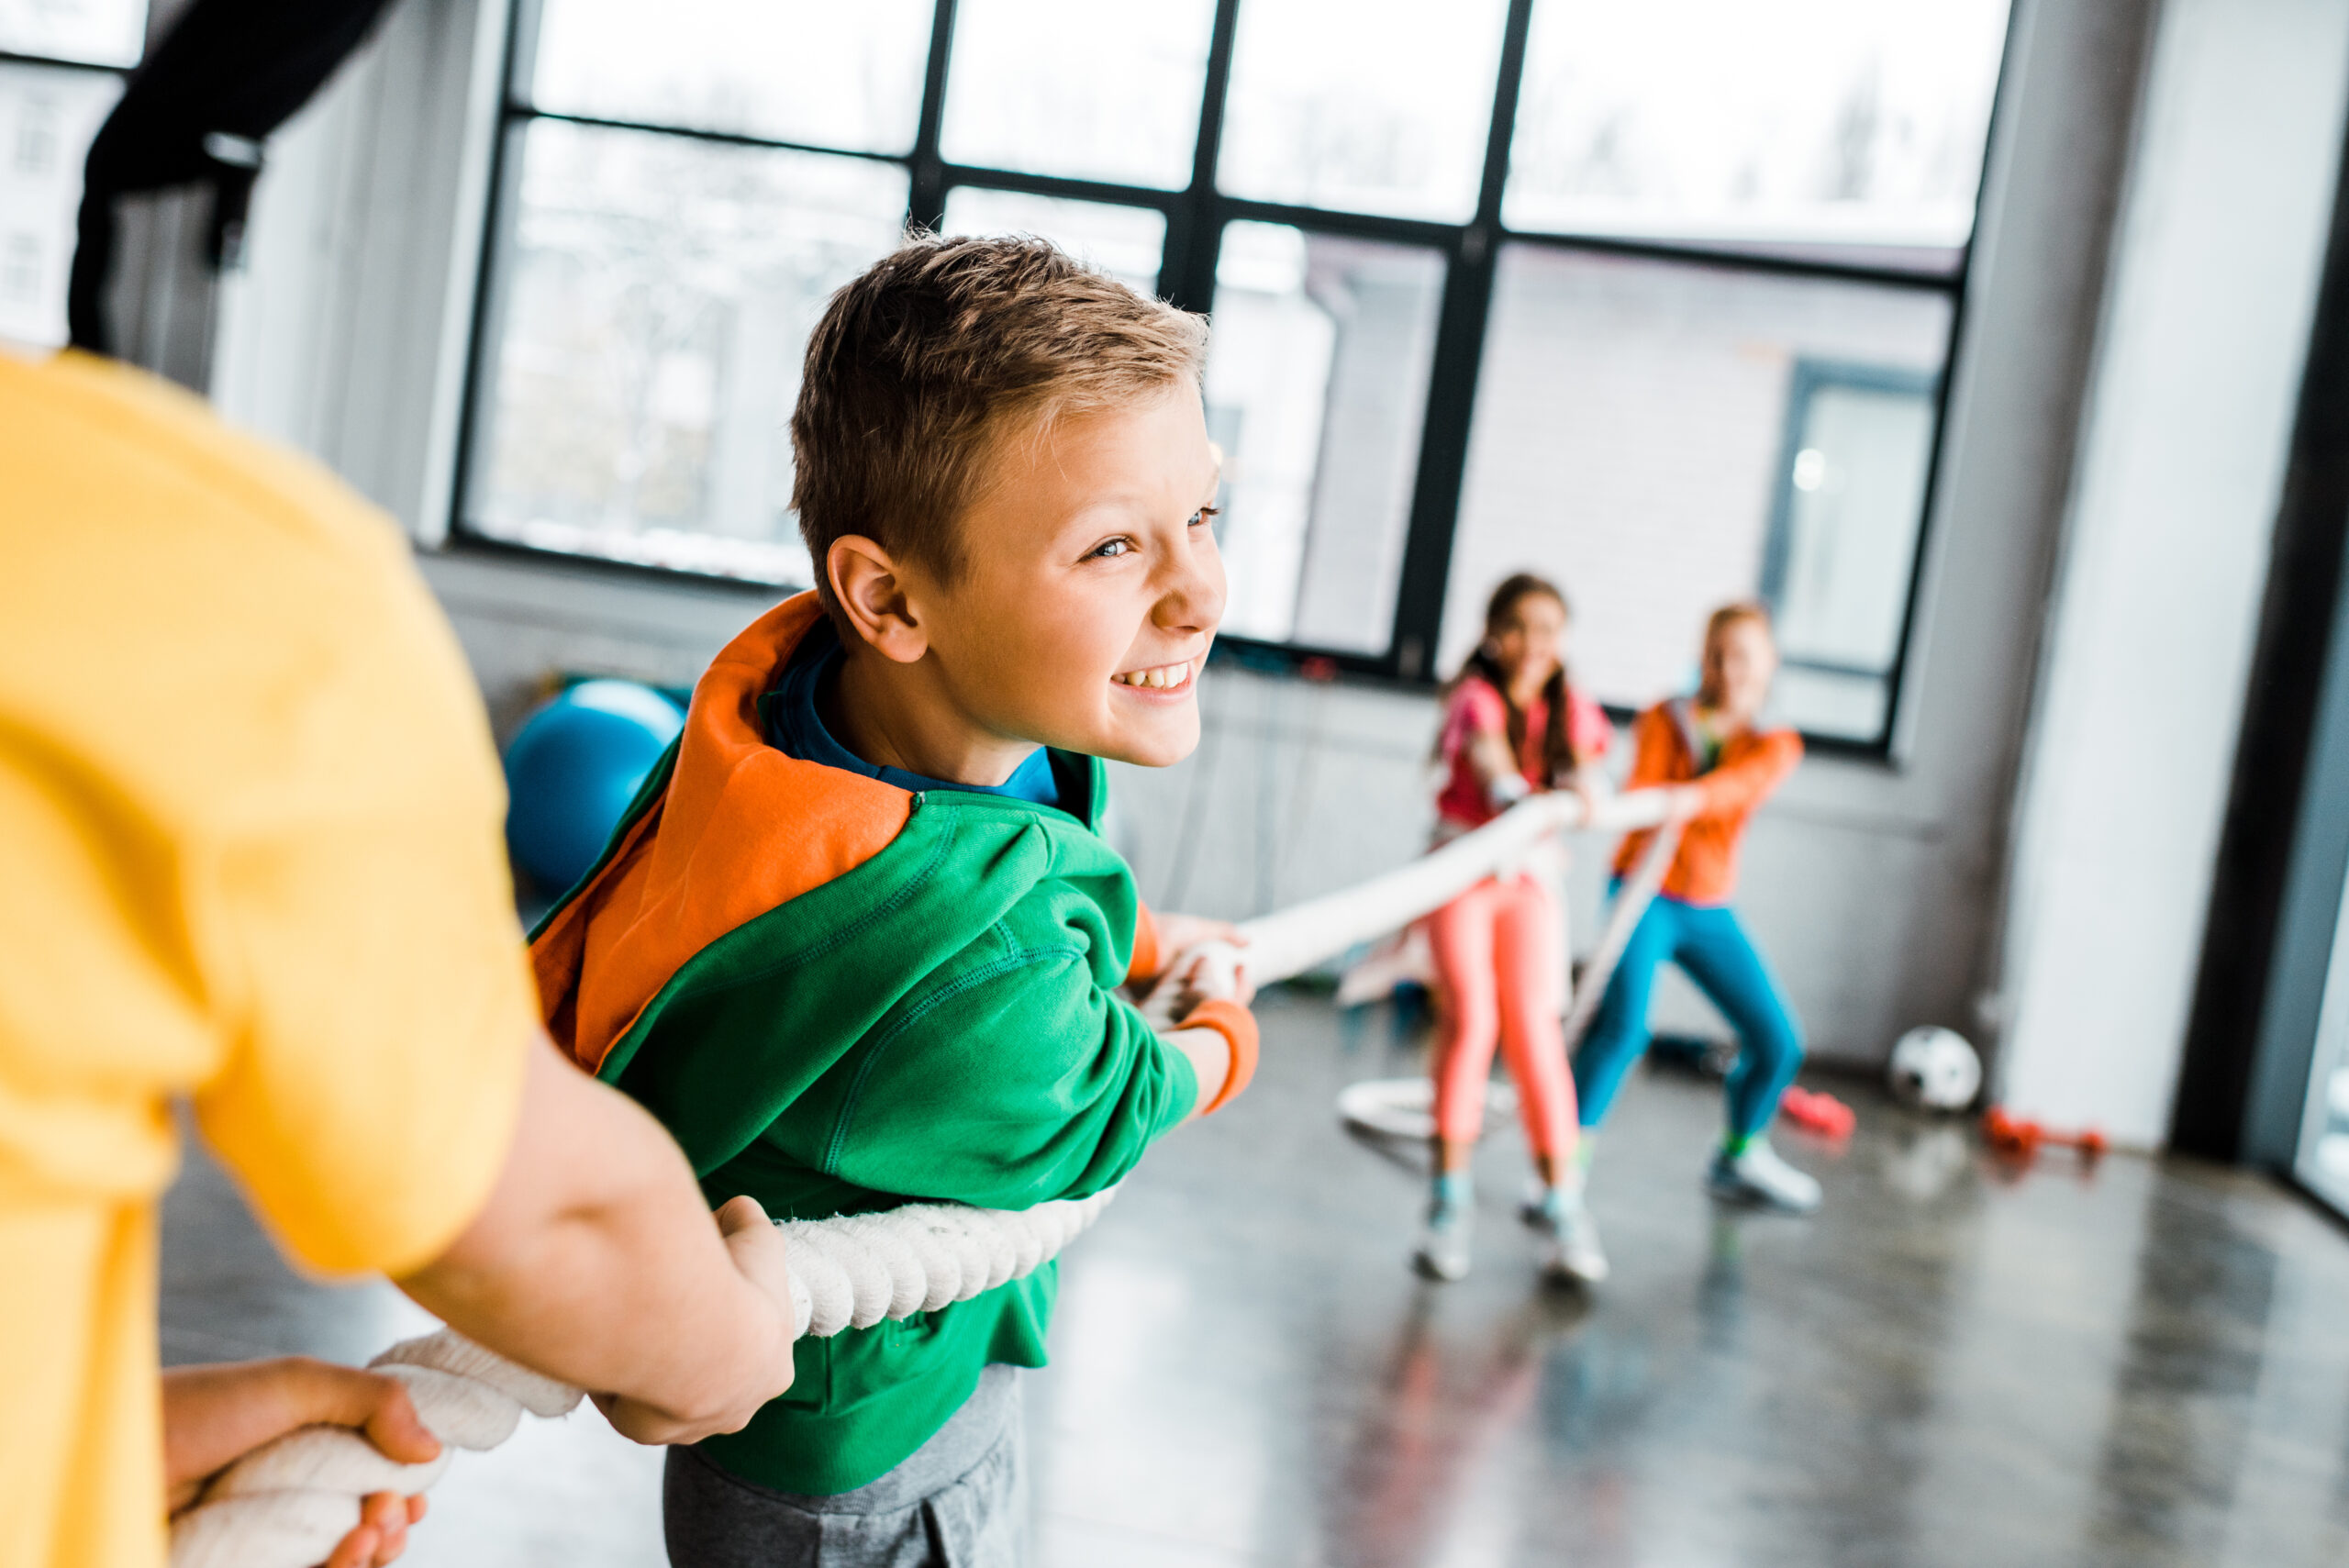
[824,384,1225,784]
[1110,660,1197,694]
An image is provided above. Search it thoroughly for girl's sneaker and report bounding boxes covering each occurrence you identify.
[1705,1137,1822,1214]
[1413,1177,1475,1281]
[1525,1187,1609,1284]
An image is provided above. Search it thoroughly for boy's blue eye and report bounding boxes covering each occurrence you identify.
[1089,538,1132,559]
[1191,506,1220,528]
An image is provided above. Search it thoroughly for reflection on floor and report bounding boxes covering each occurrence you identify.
[161,990,2349,1567]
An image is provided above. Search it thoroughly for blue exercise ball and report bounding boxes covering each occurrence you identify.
[504,679,685,892]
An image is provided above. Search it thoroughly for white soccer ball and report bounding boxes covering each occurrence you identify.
[1887,1026,1982,1111]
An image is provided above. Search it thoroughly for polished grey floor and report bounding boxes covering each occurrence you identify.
[161,991,2349,1567]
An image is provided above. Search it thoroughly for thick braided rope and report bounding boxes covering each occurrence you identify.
[168,1191,1119,1568]
[1556,814,1683,1050]
[1224,787,1673,982]
[168,789,1670,1567]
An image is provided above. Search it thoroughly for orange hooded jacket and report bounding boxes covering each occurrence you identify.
[1611,698,1801,906]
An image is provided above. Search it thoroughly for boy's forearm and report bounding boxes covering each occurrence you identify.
[397,1036,795,1441]
[1169,1025,1230,1125]
[400,1181,791,1438]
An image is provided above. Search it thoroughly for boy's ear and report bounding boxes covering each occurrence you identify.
[827,536,930,664]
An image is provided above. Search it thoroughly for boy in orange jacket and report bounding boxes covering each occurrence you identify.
[529,236,1256,1564]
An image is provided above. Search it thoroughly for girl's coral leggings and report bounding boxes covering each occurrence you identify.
[1426,871,1578,1158]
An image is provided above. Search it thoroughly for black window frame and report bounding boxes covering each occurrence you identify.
[451,0,2012,758]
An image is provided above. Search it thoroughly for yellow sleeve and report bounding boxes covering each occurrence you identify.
[191,528,533,1280]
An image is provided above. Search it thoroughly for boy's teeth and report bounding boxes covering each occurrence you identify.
[1118,662,1190,689]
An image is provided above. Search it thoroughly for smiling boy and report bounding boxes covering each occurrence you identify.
[526,236,1256,1565]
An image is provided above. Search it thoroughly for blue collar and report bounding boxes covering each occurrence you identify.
[762,619,1065,807]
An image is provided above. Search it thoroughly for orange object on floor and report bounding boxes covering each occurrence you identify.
[1982,1106,2109,1162]
[1777,1085,1856,1140]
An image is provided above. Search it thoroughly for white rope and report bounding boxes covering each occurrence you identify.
[1557,815,1684,1051]
[169,1193,1119,1567]
[170,789,1672,1567]
[1332,797,1683,1141]
[169,1331,584,1568]
[1224,788,1674,984]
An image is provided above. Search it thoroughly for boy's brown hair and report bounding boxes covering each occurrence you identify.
[791,232,1208,620]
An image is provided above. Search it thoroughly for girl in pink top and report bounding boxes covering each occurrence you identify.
[1416,573,1613,1286]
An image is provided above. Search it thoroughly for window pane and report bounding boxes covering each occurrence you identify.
[0,0,145,67]
[1206,222,1443,652]
[469,120,909,584]
[1506,0,2012,254]
[1446,245,1953,740]
[941,0,1213,191]
[1766,367,1937,733]
[940,188,1165,295]
[1218,0,1507,222]
[0,63,121,346]
[528,0,932,154]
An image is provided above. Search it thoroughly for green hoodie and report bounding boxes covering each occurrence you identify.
[528,595,1198,1496]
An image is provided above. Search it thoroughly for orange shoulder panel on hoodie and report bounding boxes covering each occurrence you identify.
[529,593,914,1073]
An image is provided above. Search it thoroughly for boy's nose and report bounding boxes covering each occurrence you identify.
[1155,529,1227,632]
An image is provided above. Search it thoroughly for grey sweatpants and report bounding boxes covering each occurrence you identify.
[663,1365,1027,1568]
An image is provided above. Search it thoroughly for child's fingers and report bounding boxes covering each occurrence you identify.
[355,1379,440,1467]
[713,1194,772,1237]
[1171,940,1246,1004]
[710,1195,798,1398]
[324,1521,381,1568]
[357,1490,415,1563]
[374,1505,415,1564]
[275,1361,439,1465]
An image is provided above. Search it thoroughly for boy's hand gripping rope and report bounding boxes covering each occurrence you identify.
[168,787,1675,1568]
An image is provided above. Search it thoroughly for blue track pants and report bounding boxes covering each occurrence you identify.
[1572,895,1804,1141]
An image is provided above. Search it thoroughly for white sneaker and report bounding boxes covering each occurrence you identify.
[1528,1193,1610,1284]
[1413,1197,1475,1282]
[1706,1138,1822,1214]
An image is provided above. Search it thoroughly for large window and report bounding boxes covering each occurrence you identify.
[459,0,2013,750]
[1448,250,1953,738]
[1208,223,1443,651]
[0,0,146,347]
